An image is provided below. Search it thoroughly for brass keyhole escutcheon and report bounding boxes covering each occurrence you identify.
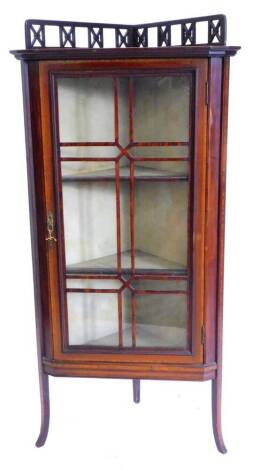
[46,212,57,243]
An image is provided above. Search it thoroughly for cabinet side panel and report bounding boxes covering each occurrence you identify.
[21,61,53,359]
[204,58,223,363]
[216,58,230,371]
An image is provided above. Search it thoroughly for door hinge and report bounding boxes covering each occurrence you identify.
[201,325,205,345]
[205,81,209,106]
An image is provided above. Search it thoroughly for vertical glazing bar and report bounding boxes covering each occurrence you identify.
[51,77,69,348]
[118,292,123,347]
[129,78,134,144]
[131,293,136,347]
[114,79,122,273]
[114,78,119,145]
[114,78,122,345]
[128,77,135,273]
[130,160,135,272]
[186,74,194,351]
[115,160,122,272]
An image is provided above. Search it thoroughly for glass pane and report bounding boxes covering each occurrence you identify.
[118,78,129,147]
[134,161,189,176]
[121,280,188,348]
[67,291,118,346]
[66,278,122,289]
[61,160,189,180]
[133,75,190,142]
[129,145,188,158]
[61,161,116,179]
[57,77,115,142]
[122,289,132,347]
[62,180,117,271]
[135,182,189,271]
[135,293,187,348]
[60,146,119,158]
[131,279,187,291]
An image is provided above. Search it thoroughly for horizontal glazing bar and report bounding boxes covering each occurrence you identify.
[60,142,117,147]
[67,345,191,353]
[62,176,189,182]
[66,274,120,279]
[136,176,188,182]
[66,268,188,275]
[60,141,189,148]
[66,287,187,294]
[131,142,189,147]
[133,289,187,294]
[133,274,188,280]
[65,273,188,280]
[132,157,189,161]
[60,157,117,162]
[67,288,119,293]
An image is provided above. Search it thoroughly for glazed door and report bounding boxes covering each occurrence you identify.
[40,59,207,363]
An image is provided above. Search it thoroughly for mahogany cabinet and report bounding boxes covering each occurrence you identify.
[11,15,240,452]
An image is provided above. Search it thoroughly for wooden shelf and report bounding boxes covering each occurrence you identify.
[73,325,186,348]
[66,249,187,275]
[62,165,188,182]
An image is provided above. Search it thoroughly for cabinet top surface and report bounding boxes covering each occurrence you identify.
[11,46,240,61]
[10,15,240,60]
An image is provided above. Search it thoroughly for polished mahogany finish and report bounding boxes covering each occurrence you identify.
[11,15,239,453]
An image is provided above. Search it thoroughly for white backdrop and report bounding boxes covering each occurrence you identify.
[1,1,252,469]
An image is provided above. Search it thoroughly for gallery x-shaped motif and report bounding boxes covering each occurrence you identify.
[158,25,171,46]
[30,25,45,47]
[117,29,129,47]
[89,28,103,47]
[60,27,75,47]
[210,20,221,42]
[136,28,147,47]
[183,23,195,45]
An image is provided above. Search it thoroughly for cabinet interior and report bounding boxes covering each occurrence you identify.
[56,73,191,348]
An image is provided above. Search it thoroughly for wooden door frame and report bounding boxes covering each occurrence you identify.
[38,58,208,367]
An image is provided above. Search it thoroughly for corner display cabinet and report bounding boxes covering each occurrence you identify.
[11,14,240,452]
